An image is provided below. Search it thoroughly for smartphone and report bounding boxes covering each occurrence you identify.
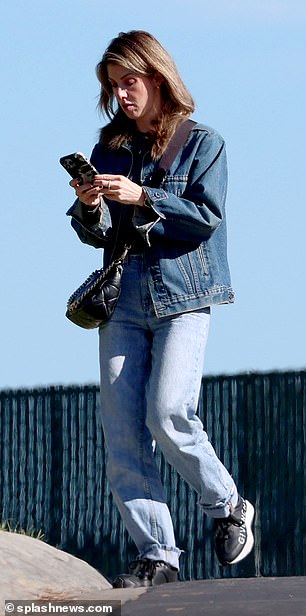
[59,152,98,184]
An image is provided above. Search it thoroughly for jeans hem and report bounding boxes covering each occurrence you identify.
[200,485,238,518]
[139,545,182,569]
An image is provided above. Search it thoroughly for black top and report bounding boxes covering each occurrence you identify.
[117,131,153,253]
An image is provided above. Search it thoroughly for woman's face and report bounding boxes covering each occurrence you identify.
[107,63,162,132]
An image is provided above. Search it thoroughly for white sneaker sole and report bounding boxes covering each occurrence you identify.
[229,500,255,565]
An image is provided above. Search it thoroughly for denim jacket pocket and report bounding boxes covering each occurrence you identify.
[169,244,210,297]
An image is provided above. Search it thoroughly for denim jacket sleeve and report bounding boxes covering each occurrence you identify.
[133,127,228,245]
[66,197,114,248]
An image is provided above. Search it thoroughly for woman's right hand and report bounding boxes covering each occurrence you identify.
[69,178,101,208]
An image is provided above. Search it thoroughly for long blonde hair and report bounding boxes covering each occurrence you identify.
[96,31,195,158]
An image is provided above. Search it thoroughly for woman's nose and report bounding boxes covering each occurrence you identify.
[117,87,127,101]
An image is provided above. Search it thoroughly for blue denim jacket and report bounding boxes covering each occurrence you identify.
[67,122,234,317]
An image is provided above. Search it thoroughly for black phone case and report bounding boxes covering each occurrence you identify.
[59,152,98,184]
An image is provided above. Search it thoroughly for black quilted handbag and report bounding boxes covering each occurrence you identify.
[66,245,130,329]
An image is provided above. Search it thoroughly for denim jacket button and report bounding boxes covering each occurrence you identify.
[154,191,162,198]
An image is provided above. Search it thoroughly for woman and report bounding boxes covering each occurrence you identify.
[67,30,254,588]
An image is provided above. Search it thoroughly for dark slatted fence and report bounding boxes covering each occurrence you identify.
[0,370,305,581]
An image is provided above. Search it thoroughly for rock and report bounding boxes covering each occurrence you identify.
[0,531,111,605]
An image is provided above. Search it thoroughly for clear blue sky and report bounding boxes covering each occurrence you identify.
[1,0,306,388]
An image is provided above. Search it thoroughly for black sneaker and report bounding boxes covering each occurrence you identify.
[112,558,178,588]
[214,496,255,565]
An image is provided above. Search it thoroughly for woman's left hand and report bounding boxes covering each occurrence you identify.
[93,175,146,206]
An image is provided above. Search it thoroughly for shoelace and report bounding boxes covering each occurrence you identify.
[215,515,243,540]
[129,559,158,580]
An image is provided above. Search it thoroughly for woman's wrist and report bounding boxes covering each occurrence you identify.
[80,198,103,224]
[137,188,146,206]
[140,187,152,208]
[80,195,102,210]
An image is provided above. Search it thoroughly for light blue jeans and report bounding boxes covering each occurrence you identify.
[99,255,237,570]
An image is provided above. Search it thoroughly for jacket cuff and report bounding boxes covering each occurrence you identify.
[66,197,111,239]
[66,197,101,222]
[142,186,167,219]
[81,202,102,226]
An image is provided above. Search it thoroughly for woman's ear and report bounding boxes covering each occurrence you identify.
[153,73,163,88]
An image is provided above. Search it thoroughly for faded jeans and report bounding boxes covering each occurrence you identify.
[99,255,237,570]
